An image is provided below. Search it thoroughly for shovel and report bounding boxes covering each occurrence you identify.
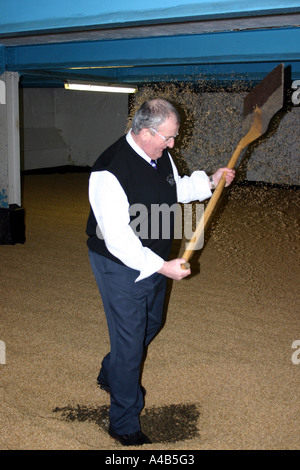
[181,63,284,269]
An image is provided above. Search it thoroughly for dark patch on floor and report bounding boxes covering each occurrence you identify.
[53,403,200,443]
[142,403,200,443]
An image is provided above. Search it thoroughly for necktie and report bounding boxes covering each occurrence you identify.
[150,160,157,170]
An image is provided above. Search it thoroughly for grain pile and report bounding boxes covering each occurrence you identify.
[0,82,299,449]
[0,170,298,450]
[129,81,300,186]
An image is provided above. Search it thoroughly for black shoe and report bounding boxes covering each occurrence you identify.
[97,380,146,396]
[109,426,152,446]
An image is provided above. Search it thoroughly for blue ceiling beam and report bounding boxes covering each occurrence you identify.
[19,61,300,87]
[1,1,300,35]
[6,27,300,72]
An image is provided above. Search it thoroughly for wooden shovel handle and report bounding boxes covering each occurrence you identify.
[180,142,244,269]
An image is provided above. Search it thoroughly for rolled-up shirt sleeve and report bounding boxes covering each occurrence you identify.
[88,170,164,282]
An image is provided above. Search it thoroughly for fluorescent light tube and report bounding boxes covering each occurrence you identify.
[64,82,137,94]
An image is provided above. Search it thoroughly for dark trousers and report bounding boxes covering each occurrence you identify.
[89,250,166,435]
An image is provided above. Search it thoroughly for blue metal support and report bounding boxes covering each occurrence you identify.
[5,27,300,70]
[17,61,300,88]
[1,1,300,35]
[4,27,300,86]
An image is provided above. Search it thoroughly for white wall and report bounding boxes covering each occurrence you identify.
[21,88,129,170]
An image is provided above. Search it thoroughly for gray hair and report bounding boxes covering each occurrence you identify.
[131,99,180,134]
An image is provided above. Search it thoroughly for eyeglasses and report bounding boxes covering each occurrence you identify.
[150,128,178,144]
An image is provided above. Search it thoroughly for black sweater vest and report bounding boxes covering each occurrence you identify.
[86,135,178,265]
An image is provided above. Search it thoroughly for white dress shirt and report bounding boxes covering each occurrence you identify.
[88,130,212,281]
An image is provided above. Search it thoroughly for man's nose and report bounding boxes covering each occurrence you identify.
[167,138,175,148]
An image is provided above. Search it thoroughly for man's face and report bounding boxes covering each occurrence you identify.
[141,113,180,160]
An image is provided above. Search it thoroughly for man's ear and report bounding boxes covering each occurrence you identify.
[140,128,151,140]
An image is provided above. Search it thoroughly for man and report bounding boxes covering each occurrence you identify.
[86,99,235,446]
